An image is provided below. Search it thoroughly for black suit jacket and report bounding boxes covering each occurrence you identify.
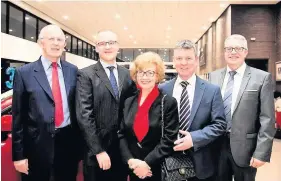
[118,91,179,168]
[12,57,78,165]
[76,61,136,165]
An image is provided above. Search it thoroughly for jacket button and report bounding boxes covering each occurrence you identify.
[51,117,54,122]
[51,133,55,138]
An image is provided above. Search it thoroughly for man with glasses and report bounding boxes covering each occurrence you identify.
[160,40,226,181]
[209,34,276,181]
[12,24,80,181]
[76,30,136,181]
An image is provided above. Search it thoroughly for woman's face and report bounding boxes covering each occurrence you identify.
[136,64,158,90]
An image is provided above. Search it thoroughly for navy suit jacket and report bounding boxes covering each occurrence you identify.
[12,57,78,165]
[159,76,226,179]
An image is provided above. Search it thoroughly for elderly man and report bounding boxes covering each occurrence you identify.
[209,34,276,181]
[12,24,80,181]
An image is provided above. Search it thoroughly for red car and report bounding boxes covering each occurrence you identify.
[1,90,84,181]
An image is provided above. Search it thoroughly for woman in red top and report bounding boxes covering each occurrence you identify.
[118,52,179,181]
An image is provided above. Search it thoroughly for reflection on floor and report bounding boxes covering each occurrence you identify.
[256,139,281,181]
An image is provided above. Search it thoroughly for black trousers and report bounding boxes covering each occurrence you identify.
[216,134,257,181]
[189,176,214,181]
[21,125,80,181]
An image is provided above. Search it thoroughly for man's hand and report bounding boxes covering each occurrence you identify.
[250,157,266,168]
[174,130,193,151]
[96,152,111,170]
[128,159,143,170]
[14,159,29,175]
[133,161,152,179]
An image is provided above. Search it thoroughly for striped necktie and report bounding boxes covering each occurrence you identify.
[179,81,191,137]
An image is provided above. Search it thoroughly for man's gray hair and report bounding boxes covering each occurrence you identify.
[37,24,65,43]
[224,34,248,49]
[174,40,197,56]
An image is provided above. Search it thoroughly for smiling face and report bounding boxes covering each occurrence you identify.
[136,63,158,90]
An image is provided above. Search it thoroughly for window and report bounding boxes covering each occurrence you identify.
[87,44,92,59]
[72,37,78,54]
[25,14,36,42]
[65,33,71,52]
[92,47,96,60]
[133,48,143,59]
[38,20,48,37]
[158,49,170,62]
[83,42,87,57]
[9,6,23,38]
[122,49,134,62]
[78,40,82,56]
[1,2,7,33]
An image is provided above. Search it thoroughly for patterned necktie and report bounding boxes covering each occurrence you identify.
[51,62,64,127]
[107,66,119,99]
[223,70,237,131]
[179,81,191,137]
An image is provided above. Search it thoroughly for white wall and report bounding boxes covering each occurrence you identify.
[1,33,97,69]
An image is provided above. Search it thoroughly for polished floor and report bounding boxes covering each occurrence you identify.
[256,139,281,181]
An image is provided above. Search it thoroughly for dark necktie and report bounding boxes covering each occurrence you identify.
[51,62,64,127]
[223,70,237,131]
[179,81,191,137]
[107,66,119,99]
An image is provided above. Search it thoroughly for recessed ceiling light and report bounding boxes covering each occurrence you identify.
[164,49,167,51]
[166,35,171,39]
[133,41,137,44]
[124,26,128,30]
[167,26,172,31]
[93,35,97,39]
[129,35,133,39]
[25,17,30,20]
[63,15,69,20]
[9,29,13,32]
[115,14,121,19]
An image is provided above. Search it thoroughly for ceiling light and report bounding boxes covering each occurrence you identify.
[63,15,69,20]
[166,35,171,39]
[25,17,29,20]
[129,35,133,39]
[115,14,121,19]
[124,26,128,30]
[133,41,137,44]
[165,49,167,51]
[138,49,142,51]
[167,26,172,31]
[93,35,97,39]
[9,29,13,32]
[31,37,34,39]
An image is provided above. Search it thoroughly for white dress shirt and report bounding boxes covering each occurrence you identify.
[221,62,246,116]
[173,74,196,113]
[100,59,119,86]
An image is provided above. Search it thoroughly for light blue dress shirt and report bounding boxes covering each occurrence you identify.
[41,56,70,128]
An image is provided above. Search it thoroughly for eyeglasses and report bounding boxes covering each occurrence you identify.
[224,47,246,53]
[137,70,156,77]
[97,41,118,47]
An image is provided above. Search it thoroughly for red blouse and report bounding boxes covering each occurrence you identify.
[133,85,159,142]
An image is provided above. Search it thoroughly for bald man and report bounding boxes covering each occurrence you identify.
[12,24,80,181]
[76,30,136,181]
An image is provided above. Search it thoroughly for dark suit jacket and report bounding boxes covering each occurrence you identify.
[12,57,78,165]
[118,91,179,168]
[159,76,226,179]
[75,61,136,165]
[209,66,276,167]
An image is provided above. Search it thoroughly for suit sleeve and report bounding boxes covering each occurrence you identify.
[76,70,104,156]
[190,86,227,151]
[253,73,276,162]
[144,97,179,166]
[12,69,27,161]
[118,117,134,163]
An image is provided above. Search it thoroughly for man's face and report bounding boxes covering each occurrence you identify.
[96,31,119,62]
[224,39,248,69]
[40,27,66,60]
[173,48,198,80]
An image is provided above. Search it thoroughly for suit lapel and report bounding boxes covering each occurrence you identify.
[61,60,70,96]
[117,65,125,96]
[189,77,205,128]
[95,61,117,100]
[232,66,251,114]
[33,59,54,101]
[219,68,227,88]
[166,78,176,96]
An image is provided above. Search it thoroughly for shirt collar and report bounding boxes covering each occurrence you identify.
[226,62,246,76]
[41,56,62,71]
[100,59,117,70]
[175,73,196,86]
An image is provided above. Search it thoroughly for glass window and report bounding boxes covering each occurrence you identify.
[78,40,82,56]
[72,37,78,54]
[145,49,158,53]
[25,14,36,42]
[87,44,92,59]
[1,2,7,33]
[133,48,144,59]
[83,42,87,57]
[92,47,96,60]
[9,6,23,38]
[158,48,170,62]
[122,49,134,62]
[169,49,173,62]
[65,34,71,52]
[117,49,122,59]
[38,20,48,37]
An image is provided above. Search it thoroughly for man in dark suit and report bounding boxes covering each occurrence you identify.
[209,34,276,181]
[12,25,80,181]
[76,30,136,181]
[159,40,226,181]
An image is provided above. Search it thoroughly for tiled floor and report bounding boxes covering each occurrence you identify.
[256,139,281,181]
